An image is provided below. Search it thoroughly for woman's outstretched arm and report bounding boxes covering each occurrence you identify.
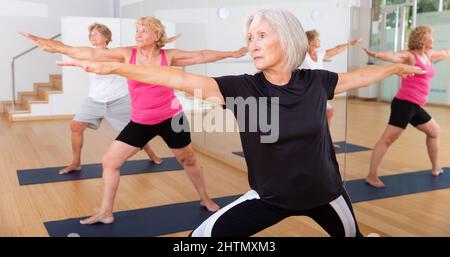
[431,48,450,62]
[167,47,248,66]
[20,32,129,62]
[363,47,413,64]
[57,59,225,104]
[324,38,362,59]
[335,63,425,94]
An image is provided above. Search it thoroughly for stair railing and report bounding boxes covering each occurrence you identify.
[10,33,61,111]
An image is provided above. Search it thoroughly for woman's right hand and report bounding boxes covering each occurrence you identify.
[57,59,118,75]
[395,63,426,78]
[19,32,64,53]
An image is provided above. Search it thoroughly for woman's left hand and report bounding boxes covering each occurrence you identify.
[349,38,363,46]
[232,47,248,58]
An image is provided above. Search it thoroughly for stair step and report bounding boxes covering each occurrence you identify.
[51,78,62,90]
[21,95,47,104]
[38,86,56,92]
[21,95,40,101]
[6,74,62,121]
[18,91,37,97]
[38,89,63,100]
[35,82,50,87]
[5,103,29,113]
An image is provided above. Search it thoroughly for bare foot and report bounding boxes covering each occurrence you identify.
[333,143,341,149]
[80,212,114,225]
[431,169,444,177]
[58,164,81,175]
[365,177,385,188]
[200,199,220,212]
[150,157,163,165]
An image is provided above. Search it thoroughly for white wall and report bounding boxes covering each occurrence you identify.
[0,0,115,102]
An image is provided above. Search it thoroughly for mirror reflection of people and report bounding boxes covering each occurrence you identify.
[58,23,162,176]
[364,25,450,188]
[301,30,362,148]
[22,16,248,224]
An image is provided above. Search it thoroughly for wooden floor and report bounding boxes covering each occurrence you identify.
[0,98,449,236]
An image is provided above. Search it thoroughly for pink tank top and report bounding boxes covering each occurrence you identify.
[396,51,435,107]
[128,49,182,125]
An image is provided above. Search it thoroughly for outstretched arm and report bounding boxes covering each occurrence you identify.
[363,47,413,64]
[168,47,248,66]
[20,32,129,62]
[335,63,425,94]
[324,38,362,59]
[431,48,450,62]
[57,59,225,104]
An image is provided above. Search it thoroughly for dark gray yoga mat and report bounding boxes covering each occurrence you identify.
[44,195,241,237]
[233,141,371,158]
[17,157,183,186]
[345,168,450,203]
[44,168,450,237]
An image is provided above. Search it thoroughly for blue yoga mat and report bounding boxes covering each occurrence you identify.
[17,157,183,186]
[233,141,371,158]
[345,167,450,203]
[44,195,241,237]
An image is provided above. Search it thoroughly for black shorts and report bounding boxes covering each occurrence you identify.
[116,112,191,149]
[388,97,432,129]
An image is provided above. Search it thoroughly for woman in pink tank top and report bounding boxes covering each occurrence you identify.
[23,16,248,225]
[363,25,450,188]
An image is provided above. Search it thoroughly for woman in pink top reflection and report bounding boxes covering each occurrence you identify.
[363,25,450,188]
[22,16,248,224]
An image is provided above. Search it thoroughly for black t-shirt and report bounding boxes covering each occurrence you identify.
[214,69,344,211]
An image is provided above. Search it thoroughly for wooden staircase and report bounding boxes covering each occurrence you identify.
[2,74,63,121]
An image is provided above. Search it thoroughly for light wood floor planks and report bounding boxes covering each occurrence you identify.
[0,98,449,236]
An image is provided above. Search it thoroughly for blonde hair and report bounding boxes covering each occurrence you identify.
[88,23,112,45]
[408,25,433,50]
[306,30,320,43]
[244,9,309,71]
[137,16,180,49]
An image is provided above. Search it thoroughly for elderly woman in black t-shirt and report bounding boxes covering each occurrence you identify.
[56,9,424,237]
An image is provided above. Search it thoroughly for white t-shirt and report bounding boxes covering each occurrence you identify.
[300,49,326,70]
[301,49,333,109]
[88,73,129,103]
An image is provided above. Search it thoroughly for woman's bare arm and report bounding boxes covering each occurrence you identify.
[167,47,247,66]
[335,63,425,94]
[57,59,225,104]
[363,48,413,64]
[325,38,362,59]
[20,32,130,62]
[430,48,450,62]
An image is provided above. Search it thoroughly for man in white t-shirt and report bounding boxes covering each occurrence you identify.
[301,29,361,148]
[59,23,162,174]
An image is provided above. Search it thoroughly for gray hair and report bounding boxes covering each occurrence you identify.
[244,9,309,71]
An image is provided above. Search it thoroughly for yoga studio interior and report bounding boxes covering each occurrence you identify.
[1,0,450,237]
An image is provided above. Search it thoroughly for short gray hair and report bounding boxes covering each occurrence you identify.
[244,9,309,71]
